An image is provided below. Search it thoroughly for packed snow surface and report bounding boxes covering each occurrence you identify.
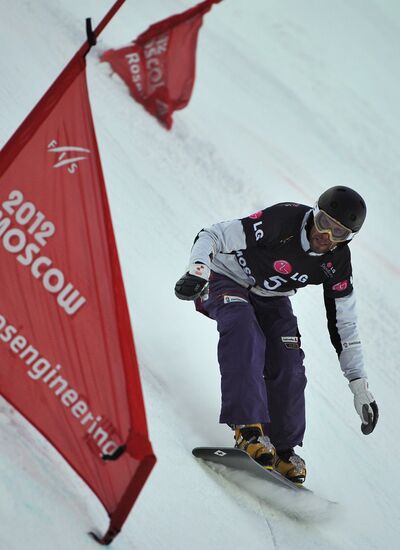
[1,1,399,548]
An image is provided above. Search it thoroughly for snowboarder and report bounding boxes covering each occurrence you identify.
[175,186,378,484]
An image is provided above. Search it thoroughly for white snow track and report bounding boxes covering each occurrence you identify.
[1,1,399,549]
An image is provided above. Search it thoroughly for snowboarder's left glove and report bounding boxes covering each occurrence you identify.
[349,378,379,435]
[175,263,210,301]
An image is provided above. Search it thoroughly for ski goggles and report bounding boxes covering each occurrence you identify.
[313,206,356,242]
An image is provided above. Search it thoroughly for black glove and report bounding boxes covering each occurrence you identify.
[175,263,210,301]
[360,401,379,435]
[175,273,208,301]
[349,378,379,435]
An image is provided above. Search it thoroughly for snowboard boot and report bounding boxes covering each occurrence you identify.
[234,423,276,469]
[274,448,306,484]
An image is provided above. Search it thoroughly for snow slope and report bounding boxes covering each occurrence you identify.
[1,0,400,548]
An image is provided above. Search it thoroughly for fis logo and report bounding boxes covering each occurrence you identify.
[48,140,90,174]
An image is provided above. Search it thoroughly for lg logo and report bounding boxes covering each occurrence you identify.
[253,221,264,241]
[273,260,292,275]
[264,272,308,291]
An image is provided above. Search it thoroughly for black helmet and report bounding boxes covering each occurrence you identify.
[317,186,366,233]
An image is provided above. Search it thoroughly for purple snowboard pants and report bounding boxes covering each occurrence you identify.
[197,273,307,450]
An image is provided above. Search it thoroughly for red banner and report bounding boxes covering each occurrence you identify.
[101,0,222,129]
[0,36,155,545]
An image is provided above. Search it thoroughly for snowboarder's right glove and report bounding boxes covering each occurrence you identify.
[349,378,379,435]
[175,263,210,301]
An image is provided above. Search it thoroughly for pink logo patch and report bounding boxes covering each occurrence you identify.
[273,260,293,275]
[326,262,333,268]
[194,265,205,276]
[332,280,348,292]
[249,211,262,219]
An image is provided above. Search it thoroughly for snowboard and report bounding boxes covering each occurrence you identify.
[192,447,310,492]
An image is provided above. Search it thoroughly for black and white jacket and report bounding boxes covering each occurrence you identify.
[189,202,366,381]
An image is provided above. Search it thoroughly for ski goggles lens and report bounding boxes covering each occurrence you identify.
[314,209,353,242]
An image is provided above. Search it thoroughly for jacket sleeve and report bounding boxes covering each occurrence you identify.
[189,219,247,267]
[323,246,367,380]
[323,290,367,381]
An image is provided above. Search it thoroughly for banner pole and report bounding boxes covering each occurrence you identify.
[79,0,125,57]
[93,0,125,41]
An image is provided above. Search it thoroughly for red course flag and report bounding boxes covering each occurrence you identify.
[101,0,222,129]
[0,3,155,545]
